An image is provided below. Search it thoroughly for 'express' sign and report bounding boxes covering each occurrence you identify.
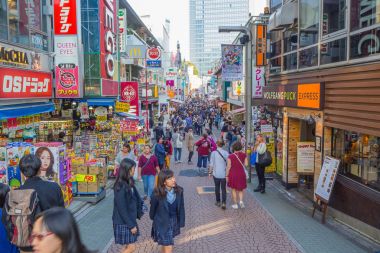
[0,67,52,99]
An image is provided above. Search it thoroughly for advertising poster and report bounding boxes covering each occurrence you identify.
[35,144,67,184]
[120,82,139,116]
[260,124,275,173]
[232,80,244,96]
[0,67,52,99]
[296,142,315,173]
[221,44,243,81]
[253,66,265,98]
[315,156,340,202]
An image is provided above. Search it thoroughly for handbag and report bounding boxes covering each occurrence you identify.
[258,151,272,167]
[233,153,249,179]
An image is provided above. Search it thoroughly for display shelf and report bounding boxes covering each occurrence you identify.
[73,188,106,204]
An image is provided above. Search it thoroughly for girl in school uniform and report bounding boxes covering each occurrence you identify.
[112,158,143,253]
[150,169,185,253]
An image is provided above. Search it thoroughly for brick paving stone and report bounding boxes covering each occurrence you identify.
[107,148,301,253]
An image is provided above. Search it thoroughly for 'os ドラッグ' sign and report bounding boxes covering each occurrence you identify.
[263,83,324,110]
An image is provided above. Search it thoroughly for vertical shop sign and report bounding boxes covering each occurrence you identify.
[146,47,162,68]
[118,9,127,53]
[53,0,77,35]
[120,82,139,116]
[255,24,267,66]
[221,44,243,81]
[54,36,80,98]
[253,66,265,98]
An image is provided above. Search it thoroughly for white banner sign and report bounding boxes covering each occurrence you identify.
[118,9,127,53]
[296,142,315,173]
[315,156,340,202]
[253,66,265,98]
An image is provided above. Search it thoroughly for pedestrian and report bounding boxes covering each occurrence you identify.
[254,134,268,193]
[154,137,166,170]
[0,183,19,253]
[150,170,185,253]
[31,207,92,253]
[172,128,184,164]
[154,123,165,143]
[164,137,173,169]
[185,128,195,165]
[209,140,229,210]
[115,143,136,176]
[113,158,143,253]
[226,141,248,209]
[3,154,64,252]
[195,133,211,175]
[138,145,160,200]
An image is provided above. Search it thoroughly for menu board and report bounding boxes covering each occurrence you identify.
[315,156,340,202]
[297,142,315,173]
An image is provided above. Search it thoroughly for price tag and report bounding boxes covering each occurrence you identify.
[76,174,97,182]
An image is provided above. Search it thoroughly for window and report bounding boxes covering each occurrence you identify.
[320,38,347,64]
[351,0,380,31]
[283,27,298,53]
[271,0,282,13]
[333,129,380,192]
[283,52,297,71]
[299,0,320,47]
[0,0,7,40]
[270,30,282,57]
[322,0,346,35]
[270,57,281,74]
[8,0,29,45]
[299,46,318,68]
[350,27,380,59]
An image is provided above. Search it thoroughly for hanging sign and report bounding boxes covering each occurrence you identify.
[146,47,162,68]
[53,0,77,35]
[297,142,315,173]
[255,24,267,66]
[118,9,127,53]
[115,101,130,113]
[221,44,243,81]
[315,156,340,202]
[120,82,139,116]
[120,119,139,134]
[253,66,265,98]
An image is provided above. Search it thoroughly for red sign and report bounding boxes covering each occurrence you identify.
[54,0,77,35]
[55,65,80,98]
[147,47,161,60]
[120,82,139,116]
[0,67,52,99]
[120,119,139,134]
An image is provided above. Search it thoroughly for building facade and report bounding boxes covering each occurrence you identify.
[265,0,380,241]
[189,0,249,75]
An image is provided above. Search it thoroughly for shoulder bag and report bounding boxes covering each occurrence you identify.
[233,153,249,179]
[258,150,272,167]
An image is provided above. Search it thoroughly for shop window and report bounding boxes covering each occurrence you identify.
[322,0,346,35]
[332,129,380,192]
[8,0,30,46]
[270,30,282,58]
[31,31,48,51]
[321,38,347,64]
[283,52,297,71]
[351,0,380,31]
[270,0,282,13]
[350,27,380,59]
[283,27,298,53]
[270,56,281,74]
[0,0,7,40]
[299,0,320,48]
[299,46,318,68]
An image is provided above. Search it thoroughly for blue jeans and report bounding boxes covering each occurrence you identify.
[197,155,208,168]
[142,175,155,198]
[174,147,182,161]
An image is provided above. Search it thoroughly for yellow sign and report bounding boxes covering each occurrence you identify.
[137,138,145,145]
[76,174,97,183]
[96,115,107,121]
[115,101,130,113]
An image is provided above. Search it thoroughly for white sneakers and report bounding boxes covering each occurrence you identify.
[231,201,245,209]
[239,201,245,208]
[231,204,239,209]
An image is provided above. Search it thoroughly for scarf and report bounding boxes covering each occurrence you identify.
[166,188,176,204]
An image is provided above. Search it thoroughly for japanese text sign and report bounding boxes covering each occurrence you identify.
[255,24,267,66]
[120,82,139,116]
[54,0,77,35]
[253,67,265,98]
[120,119,139,134]
[115,101,130,113]
[0,67,52,99]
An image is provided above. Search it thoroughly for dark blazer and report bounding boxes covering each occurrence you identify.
[112,183,143,228]
[150,186,185,235]
[20,177,64,211]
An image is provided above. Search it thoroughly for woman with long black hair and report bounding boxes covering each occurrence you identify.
[150,170,185,253]
[31,207,92,253]
[112,158,143,253]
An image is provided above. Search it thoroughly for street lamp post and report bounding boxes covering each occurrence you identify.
[219,25,253,182]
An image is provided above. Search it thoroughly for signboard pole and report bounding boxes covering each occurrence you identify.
[145,53,149,131]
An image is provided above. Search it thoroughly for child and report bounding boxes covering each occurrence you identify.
[150,170,185,253]
[0,183,19,253]
[113,158,143,253]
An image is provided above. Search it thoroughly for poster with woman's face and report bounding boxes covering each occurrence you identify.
[35,146,57,180]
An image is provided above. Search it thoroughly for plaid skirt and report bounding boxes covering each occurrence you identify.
[152,217,180,246]
[113,224,139,245]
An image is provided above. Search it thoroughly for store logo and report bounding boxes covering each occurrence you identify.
[122,86,136,102]
[0,47,29,65]
[104,0,116,78]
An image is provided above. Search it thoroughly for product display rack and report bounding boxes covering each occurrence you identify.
[38,120,74,147]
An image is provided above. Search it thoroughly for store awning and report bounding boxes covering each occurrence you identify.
[0,102,55,119]
[87,98,115,107]
[229,107,246,115]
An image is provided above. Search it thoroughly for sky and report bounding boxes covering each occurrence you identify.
[127,0,267,60]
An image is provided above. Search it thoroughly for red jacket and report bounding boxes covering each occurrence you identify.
[195,138,211,156]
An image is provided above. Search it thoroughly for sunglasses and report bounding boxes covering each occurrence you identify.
[30,232,54,242]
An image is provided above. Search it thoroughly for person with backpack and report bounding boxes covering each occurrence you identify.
[150,169,185,253]
[0,183,19,253]
[172,128,184,164]
[138,145,160,200]
[3,154,64,252]
[209,140,229,210]
[254,134,268,194]
[195,133,211,175]
[154,137,167,170]
[113,158,143,253]
[31,207,92,253]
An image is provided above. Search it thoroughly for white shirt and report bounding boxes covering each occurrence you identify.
[210,148,229,179]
